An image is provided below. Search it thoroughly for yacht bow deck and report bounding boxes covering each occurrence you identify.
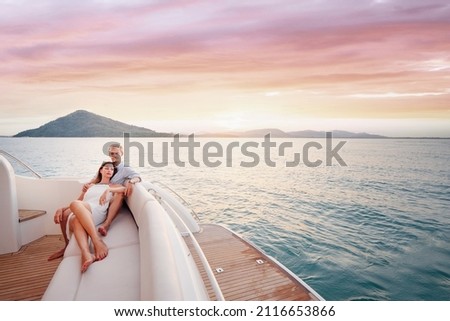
[185,224,319,301]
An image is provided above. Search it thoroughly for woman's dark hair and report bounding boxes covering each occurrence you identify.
[93,161,117,183]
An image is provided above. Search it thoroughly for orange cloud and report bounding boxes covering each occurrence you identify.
[0,1,449,135]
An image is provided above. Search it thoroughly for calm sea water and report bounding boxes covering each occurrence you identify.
[1,137,449,300]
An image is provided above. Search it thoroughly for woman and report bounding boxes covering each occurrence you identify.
[50,161,126,272]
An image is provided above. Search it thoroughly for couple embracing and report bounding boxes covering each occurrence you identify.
[48,142,140,272]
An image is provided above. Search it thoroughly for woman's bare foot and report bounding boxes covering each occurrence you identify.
[93,239,108,261]
[81,253,96,273]
[48,247,66,261]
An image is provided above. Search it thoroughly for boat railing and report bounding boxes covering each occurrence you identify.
[152,180,201,222]
[165,199,225,300]
[0,149,42,178]
[149,185,225,301]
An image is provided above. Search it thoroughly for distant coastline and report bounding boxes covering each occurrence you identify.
[6,110,449,139]
[5,133,450,139]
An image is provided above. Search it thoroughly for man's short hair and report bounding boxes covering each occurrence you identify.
[108,142,124,154]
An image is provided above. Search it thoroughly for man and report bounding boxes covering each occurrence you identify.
[96,142,141,236]
[48,142,140,261]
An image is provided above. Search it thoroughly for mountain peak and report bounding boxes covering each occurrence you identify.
[69,109,91,115]
[14,110,171,137]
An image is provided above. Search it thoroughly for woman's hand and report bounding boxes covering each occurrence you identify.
[82,183,94,193]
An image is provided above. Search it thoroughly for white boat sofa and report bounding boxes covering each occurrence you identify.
[43,183,209,301]
[42,206,140,300]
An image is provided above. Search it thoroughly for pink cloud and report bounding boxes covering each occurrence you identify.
[0,1,449,108]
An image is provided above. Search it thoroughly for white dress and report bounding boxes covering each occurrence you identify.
[83,184,112,226]
[66,184,112,238]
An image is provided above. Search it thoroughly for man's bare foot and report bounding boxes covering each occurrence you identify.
[93,239,108,261]
[81,253,96,273]
[98,225,108,236]
[48,248,66,261]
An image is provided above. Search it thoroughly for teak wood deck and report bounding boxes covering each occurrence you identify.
[185,224,319,301]
[0,235,64,300]
[0,225,320,301]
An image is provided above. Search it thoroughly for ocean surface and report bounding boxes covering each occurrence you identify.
[1,137,449,301]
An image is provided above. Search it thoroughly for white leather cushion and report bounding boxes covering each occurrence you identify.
[102,208,138,249]
[63,235,82,257]
[42,256,82,300]
[75,244,140,300]
[126,184,152,226]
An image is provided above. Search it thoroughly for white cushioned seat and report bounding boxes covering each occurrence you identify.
[126,183,152,226]
[43,206,140,301]
[75,244,140,300]
[102,208,139,249]
[43,183,207,301]
[42,256,82,300]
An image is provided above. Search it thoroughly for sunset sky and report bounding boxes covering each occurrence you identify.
[1,0,449,137]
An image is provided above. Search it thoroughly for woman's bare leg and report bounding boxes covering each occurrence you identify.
[70,200,108,261]
[70,217,95,272]
[98,193,124,236]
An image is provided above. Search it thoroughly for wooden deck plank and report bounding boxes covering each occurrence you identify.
[185,224,317,301]
[0,235,65,301]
